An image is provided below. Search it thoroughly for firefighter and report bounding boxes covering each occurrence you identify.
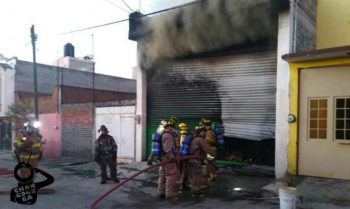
[157,120,179,202]
[187,125,213,197]
[94,125,119,184]
[147,120,167,165]
[178,122,191,193]
[169,116,180,148]
[13,126,44,178]
[202,119,218,181]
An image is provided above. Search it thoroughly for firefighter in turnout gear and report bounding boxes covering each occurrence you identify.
[94,125,119,184]
[188,125,212,197]
[178,122,191,193]
[13,126,44,178]
[169,116,180,148]
[202,119,218,181]
[157,120,179,202]
[147,120,167,165]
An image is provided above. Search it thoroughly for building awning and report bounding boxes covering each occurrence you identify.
[282,45,350,63]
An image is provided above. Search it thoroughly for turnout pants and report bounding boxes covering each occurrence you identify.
[158,162,178,199]
[179,161,189,190]
[100,157,117,181]
[188,161,204,194]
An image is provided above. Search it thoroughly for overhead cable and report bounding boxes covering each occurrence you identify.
[105,0,130,14]
[119,0,134,12]
[59,0,206,35]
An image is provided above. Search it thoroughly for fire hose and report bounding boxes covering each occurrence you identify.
[89,155,203,209]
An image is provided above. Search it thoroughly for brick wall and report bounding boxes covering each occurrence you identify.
[61,103,94,159]
[61,86,136,104]
[15,87,59,114]
[15,85,136,159]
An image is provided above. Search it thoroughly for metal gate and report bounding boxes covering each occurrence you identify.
[96,106,136,163]
[146,48,277,154]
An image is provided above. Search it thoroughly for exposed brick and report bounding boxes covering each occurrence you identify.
[62,105,93,126]
[61,86,136,104]
[61,124,94,159]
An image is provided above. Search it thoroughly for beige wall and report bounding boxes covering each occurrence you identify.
[317,0,350,48]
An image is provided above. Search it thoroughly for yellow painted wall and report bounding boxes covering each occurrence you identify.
[288,58,350,175]
[317,0,350,49]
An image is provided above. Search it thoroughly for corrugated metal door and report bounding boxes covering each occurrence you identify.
[146,48,277,153]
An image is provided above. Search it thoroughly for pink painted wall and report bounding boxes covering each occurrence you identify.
[39,113,61,159]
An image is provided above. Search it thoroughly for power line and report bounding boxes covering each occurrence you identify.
[59,0,206,35]
[119,0,134,12]
[105,0,130,14]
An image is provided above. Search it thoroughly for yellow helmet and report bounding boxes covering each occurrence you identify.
[201,118,212,126]
[194,125,205,133]
[165,120,175,127]
[178,122,188,130]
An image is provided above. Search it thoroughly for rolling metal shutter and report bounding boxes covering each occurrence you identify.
[146,48,277,154]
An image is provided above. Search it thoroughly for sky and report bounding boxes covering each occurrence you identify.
[0,0,192,79]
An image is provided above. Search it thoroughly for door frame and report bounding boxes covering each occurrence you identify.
[287,58,350,175]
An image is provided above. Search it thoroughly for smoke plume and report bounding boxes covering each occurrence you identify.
[137,0,280,69]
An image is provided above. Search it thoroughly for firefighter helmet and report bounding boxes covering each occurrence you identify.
[169,116,178,125]
[178,122,188,130]
[164,120,175,127]
[201,118,212,126]
[98,125,109,133]
[194,125,205,133]
[160,120,167,126]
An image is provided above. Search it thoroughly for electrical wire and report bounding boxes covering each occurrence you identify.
[105,0,130,14]
[59,0,206,35]
[119,0,134,12]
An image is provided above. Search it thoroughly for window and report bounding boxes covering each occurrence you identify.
[308,98,327,139]
[335,98,350,140]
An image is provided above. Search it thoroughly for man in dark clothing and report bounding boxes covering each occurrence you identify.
[94,125,119,184]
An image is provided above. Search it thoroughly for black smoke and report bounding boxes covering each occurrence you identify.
[136,0,281,69]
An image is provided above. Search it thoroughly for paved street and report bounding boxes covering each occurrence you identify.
[1,151,350,209]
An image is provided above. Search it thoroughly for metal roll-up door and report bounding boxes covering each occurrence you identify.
[146,48,277,154]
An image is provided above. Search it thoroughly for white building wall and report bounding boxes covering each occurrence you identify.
[0,62,15,117]
[135,65,147,161]
[53,57,94,72]
[275,11,292,179]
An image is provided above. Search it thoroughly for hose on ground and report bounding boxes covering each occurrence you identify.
[89,155,203,209]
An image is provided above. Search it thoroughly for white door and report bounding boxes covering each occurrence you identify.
[299,66,350,180]
[96,106,136,163]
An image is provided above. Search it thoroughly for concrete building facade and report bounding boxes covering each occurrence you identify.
[280,0,350,180]
[0,56,136,160]
[131,0,317,178]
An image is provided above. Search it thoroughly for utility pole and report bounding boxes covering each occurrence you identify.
[30,25,39,121]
